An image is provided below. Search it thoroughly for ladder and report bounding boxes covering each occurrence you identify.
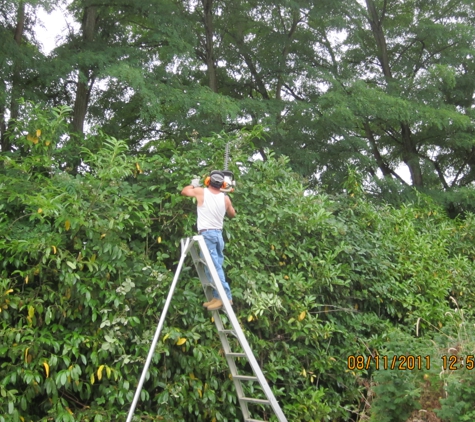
[126,235,288,422]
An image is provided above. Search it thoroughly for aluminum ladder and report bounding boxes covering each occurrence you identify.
[126,235,288,422]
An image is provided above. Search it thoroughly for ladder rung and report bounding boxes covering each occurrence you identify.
[240,397,270,405]
[218,329,236,335]
[226,352,246,358]
[245,419,266,422]
[232,375,258,381]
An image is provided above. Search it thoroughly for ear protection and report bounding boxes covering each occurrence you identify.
[204,170,228,188]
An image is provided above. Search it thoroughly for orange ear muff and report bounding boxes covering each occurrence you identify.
[222,181,228,188]
[204,176,211,186]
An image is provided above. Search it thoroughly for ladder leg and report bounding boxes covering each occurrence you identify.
[126,238,192,422]
[192,235,288,422]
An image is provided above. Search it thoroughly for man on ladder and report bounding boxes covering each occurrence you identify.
[181,170,236,311]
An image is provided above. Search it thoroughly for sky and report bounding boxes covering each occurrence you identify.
[35,5,77,55]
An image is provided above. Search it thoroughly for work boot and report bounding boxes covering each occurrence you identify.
[203,297,218,308]
[207,299,233,311]
[207,299,223,311]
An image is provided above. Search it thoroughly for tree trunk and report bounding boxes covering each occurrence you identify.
[401,123,423,187]
[365,0,392,80]
[364,122,392,178]
[0,80,7,153]
[72,5,97,134]
[201,0,217,93]
[2,1,25,152]
[365,0,423,187]
[276,11,299,101]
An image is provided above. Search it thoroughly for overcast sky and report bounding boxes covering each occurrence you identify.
[35,5,77,54]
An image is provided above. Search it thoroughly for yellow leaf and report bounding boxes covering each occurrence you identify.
[198,389,202,398]
[45,141,51,146]
[189,373,197,380]
[228,373,233,380]
[271,245,274,250]
[43,362,50,378]
[247,315,254,322]
[106,366,111,379]
[66,407,73,415]
[24,347,29,363]
[90,373,95,385]
[100,233,106,239]
[36,129,42,137]
[157,236,162,243]
[163,333,170,341]
[37,208,43,214]
[284,275,289,280]
[302,368,307,377]
[65,220,71,231]
[176,337,187,346]
[52,245,57,254]
[298,311,306,321]
[210,317,214,323]
[5,289,13,295]
[97,365,105,381]
[28,306,35,319]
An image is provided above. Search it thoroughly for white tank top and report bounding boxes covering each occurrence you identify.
[197,189,226,231]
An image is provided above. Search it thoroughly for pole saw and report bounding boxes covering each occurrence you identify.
[220,142,235,193]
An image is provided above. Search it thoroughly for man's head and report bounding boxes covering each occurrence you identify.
[208,170,225,189]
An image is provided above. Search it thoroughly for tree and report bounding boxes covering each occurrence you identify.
[0,0,53,152]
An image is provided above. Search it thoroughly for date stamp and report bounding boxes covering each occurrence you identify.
[347,355,475,371]
[347,355,431,370]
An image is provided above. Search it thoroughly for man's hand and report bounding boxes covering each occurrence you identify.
[191,178,201,188]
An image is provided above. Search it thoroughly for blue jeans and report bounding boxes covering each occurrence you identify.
[201,230,232,301]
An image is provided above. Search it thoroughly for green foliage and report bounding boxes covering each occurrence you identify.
[2,104,475,421]
[369,300,475,422]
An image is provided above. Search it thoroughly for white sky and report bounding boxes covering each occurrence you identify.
[35,5,77,54]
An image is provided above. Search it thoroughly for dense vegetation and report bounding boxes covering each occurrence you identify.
[2,0,475,211]
[2,0,475,420]
[1,105,475,421]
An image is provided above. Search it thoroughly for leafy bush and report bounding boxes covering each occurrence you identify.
[2,103,475,421]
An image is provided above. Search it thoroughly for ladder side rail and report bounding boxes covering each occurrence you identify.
[214,309,252,420]
[194,236,288,422]
[189,242,214,301]
[126,238,192,422]
[189,242,252,419]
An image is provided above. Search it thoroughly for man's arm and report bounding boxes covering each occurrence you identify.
[225,195,236,218]
[181,185,198,197]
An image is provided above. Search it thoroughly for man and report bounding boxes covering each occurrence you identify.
[181,171,236,311]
